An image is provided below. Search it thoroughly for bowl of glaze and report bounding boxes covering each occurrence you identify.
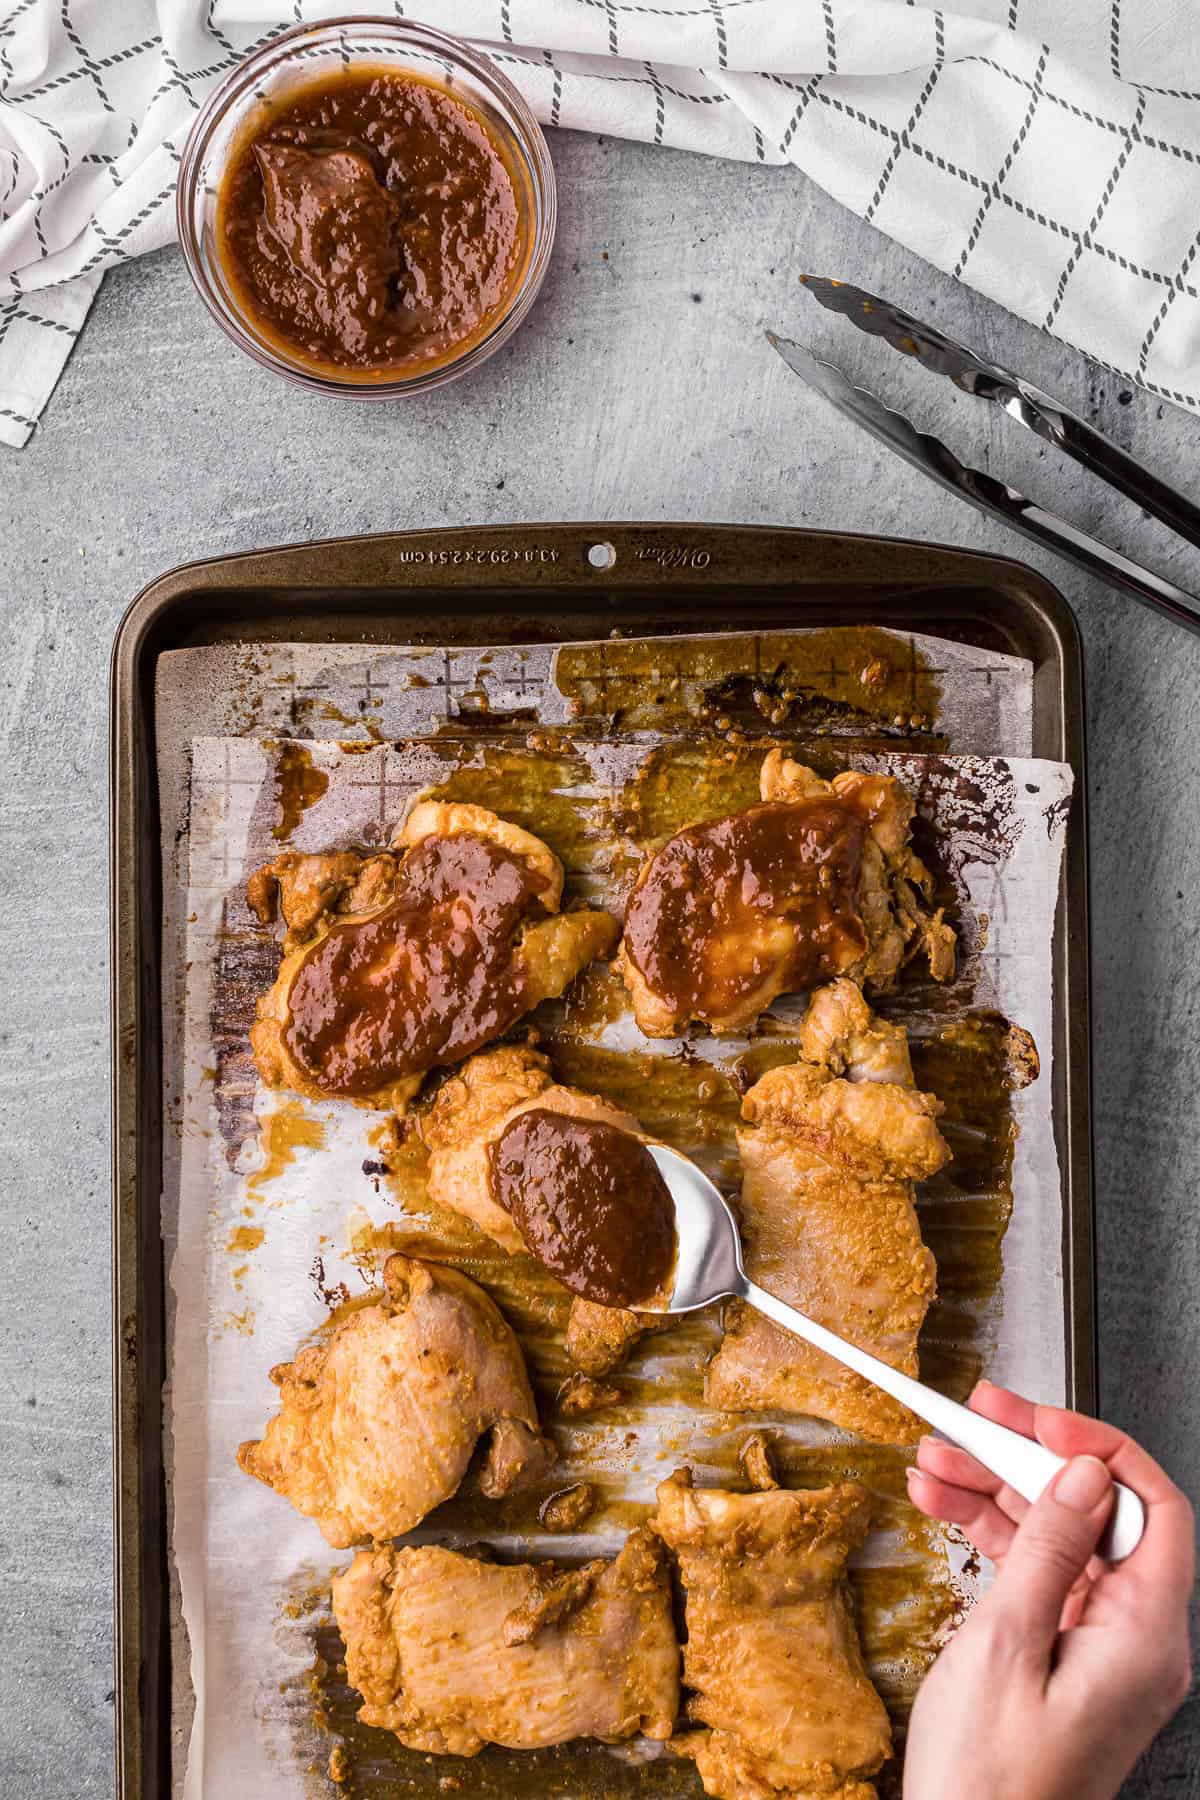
[177,16,556,396]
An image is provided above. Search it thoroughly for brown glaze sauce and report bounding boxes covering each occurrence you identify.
[623,798,868,1019]
[217,69,526,376]
[556,624,943,737]
[270,741,328,841]
[489,1108,675,1308]
[283,832,548,1095]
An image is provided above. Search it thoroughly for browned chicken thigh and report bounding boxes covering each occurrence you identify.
[249,800,619,1110]
[421,1044,670,1373]
[618,752,954,1037]
[652,1470,891,1800]
[705,980,949,1445]
[331,1526,680,1754]
[237,1253,554,1548]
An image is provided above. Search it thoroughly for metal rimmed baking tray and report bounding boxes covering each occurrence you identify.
[110,521,1091,1800]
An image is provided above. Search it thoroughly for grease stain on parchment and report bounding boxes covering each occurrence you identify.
[228,1224,266,1254]
[246,1101,327,1207]
[271,742,330,841]
[555,626,944,739]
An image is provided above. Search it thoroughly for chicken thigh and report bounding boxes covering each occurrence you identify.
[249,800,619,1110]
[652,1470,891,1800]
[705,980,948,1445]
[237,1253,554,1548]
[421,1044,669,1373]
[331,1525,679,1754]
[618,751,954,1037]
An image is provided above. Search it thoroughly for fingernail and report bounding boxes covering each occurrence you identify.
[1054,1455,1111,1513]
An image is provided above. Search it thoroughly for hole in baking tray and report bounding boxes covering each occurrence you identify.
[586,541,617,571]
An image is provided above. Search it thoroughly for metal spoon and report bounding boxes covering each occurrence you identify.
[646,1141,1145,1563]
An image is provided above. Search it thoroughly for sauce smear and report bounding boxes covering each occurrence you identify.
[490,1109,676,1309]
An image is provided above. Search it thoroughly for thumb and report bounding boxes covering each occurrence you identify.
[988,1455,1114,1651]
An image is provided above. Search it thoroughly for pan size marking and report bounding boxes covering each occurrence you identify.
[393,546,563,566]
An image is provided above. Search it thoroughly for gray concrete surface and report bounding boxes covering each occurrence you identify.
[2,128,1198,1796]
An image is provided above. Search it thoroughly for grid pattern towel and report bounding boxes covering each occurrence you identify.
[4,1,1200,446]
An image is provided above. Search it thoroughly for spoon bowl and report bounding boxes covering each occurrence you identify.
[646,1141,1146,1563]
[656,1139,746,1312]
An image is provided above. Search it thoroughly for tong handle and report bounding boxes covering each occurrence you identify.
[796,276,1200,587]
[1012,390,1200,553]
[986,490,1200,640]
[768,332,1200,641]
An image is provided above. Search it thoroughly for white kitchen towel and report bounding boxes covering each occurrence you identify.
[4,2,1200,447]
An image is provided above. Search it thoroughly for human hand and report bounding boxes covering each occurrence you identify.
[902,1380,1195,1800]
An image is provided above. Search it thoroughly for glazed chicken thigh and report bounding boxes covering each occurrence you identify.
[652,1470,891,1800]
[249,800,619,1110]
[705,980,949,1445]
[331,1526,679,1754]
[421,1044,669,1373]
[237,1253,554,1548]
[618,751,954,1037]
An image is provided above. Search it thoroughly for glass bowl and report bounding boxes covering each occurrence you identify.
[176,16,557,397]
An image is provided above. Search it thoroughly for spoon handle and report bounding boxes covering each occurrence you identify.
[739,1277,1145,1562]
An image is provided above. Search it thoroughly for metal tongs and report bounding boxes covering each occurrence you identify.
[769,277,1200,638]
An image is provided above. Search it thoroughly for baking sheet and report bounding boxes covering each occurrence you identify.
[158,629,1070,1798]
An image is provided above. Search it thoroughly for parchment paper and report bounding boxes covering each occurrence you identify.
[157,630,1070,1798]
